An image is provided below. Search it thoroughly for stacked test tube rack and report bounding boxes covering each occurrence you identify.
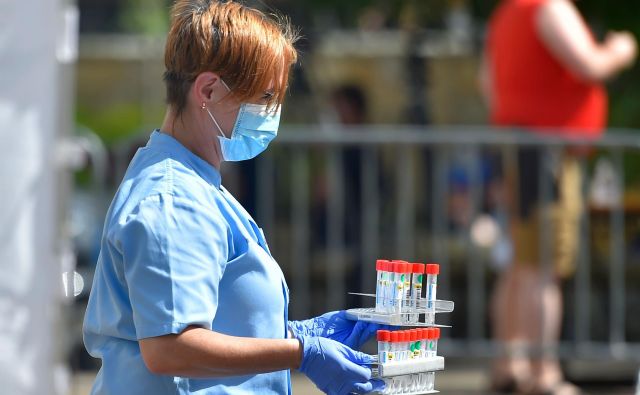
[346,260,454,395]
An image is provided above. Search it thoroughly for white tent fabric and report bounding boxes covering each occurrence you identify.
[0,1,75,394]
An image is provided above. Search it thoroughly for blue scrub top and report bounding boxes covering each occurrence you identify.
[83,130,291,394]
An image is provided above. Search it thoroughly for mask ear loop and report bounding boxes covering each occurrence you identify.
[203,102,227,139]
[220,79,231,92]
[203,79,233,138]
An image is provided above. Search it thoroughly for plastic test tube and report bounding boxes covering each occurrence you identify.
[389,331,399,363]
[375,260,390,313]
[375,260,382,312]
[425,263,440,325]
[409,263,425,323]
[386,262,396,314]
[389,331,400,394]
[377,330,392,394]
[426,328,441,392]
[397,330,407,394]
[418,329,433,392]
[402,262,412,318]
[418,329,429,390]
[402,330,413,392]
[420,328,428,358]
[409,330,420,392]
[415,331,423,392]
[403,330,410,361]
[382,261,393,313]
[377,330,390,364]
[392,262,406,315]
[411,329,419,359]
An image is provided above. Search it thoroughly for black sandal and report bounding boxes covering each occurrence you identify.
[490,377,517,393]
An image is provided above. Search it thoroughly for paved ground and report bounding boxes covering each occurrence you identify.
[69,364,637,395]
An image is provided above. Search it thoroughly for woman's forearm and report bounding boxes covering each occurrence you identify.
[139,326,303,378]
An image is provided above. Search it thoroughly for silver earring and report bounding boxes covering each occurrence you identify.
[201,102,206,110]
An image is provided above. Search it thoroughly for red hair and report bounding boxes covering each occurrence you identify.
[164,0,298,114]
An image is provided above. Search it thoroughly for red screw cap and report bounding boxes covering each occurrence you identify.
[376,259,390,271]
[412,263,425,274]
[377,330,391,342]
[425,263,440,275]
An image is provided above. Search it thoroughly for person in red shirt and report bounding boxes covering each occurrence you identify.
[480,1,636,394]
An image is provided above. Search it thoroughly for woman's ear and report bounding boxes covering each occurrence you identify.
[192,72,220,105]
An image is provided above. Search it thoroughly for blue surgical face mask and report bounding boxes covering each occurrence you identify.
[205,81,280,162]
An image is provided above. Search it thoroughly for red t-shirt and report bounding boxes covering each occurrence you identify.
[487,0,607,137]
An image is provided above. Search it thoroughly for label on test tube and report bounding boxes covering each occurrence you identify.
[388,331,398,362]
[410,263,425,323]
[393,262,405,314]
[420,329,428,358]
[379,261,387,312]
[411,330,420,359]
[384,263,393,314]
[404,331,411,361]
[407,330,416,359]
[402,262,411,315]
[398,331,408,361]
[413,329,422,359]
[383,261,393,313]
[375,260,388,313]
[425,263,439,308]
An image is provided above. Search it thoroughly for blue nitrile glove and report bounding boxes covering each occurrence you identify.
[289,310,383,350]
[297,335,386,395]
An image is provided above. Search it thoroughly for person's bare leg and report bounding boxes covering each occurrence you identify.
[491,265,535,391]
[491,266,516,389]
[529,275,580,394]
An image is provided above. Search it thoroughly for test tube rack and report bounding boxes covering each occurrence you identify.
[345,296,454,327]
[345,260,454,395]
[375,355,445,378]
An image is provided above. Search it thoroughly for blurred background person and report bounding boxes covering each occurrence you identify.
[480,0,637,394]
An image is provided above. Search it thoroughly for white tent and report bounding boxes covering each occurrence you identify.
[0,1,77,394]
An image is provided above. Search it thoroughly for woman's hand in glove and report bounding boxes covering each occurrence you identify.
[289,310,383,350]
[297,335,385,395]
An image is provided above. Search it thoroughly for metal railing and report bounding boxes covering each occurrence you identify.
[246,125,640,361]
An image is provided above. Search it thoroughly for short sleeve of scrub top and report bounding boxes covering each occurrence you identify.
[120,195,228,339]
[83,131,290,395]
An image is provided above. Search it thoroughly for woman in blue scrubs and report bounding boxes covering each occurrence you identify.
[82,1,385,394]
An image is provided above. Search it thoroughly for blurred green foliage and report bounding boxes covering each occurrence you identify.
[118,0,170,34]
[77,103,143,145]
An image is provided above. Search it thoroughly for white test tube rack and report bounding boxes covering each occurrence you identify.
[345,295,454,326]
[371,357,444,395]
[374,355,444,377]
[345,293,454,394]
[346,261,453,394]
